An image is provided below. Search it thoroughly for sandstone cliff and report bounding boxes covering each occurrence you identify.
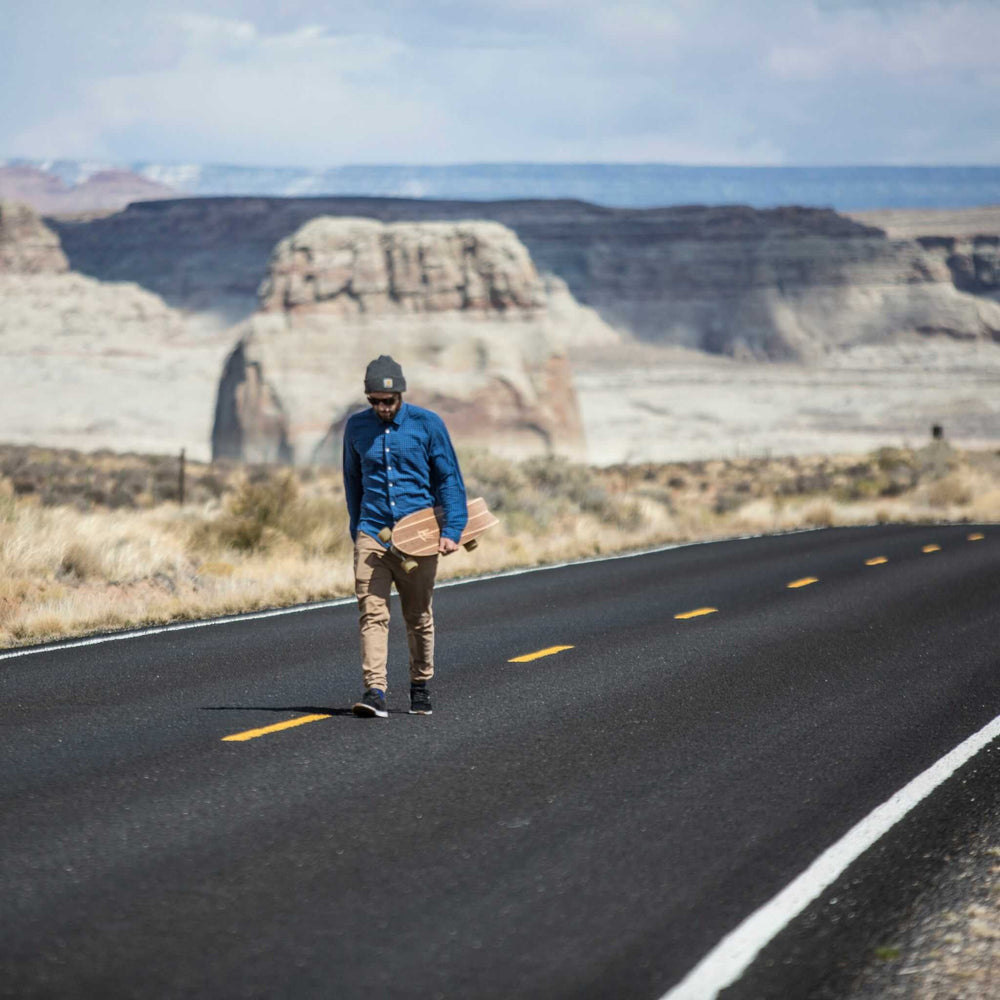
[213,218,618,463]
[0,200,69,273]
[0,200,230,459]
[52,198,1000,360]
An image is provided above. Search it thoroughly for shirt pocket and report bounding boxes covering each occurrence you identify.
[360,428,388,471]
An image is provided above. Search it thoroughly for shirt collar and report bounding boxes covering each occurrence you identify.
[367,400,408,429]
[392,401,410,429]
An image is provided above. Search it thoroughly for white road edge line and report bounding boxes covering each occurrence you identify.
[0,527,825,663]
[661,711,1000,1000]
[0,519,985,664]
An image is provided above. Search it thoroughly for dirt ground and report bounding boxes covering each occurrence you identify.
[572,339,1000,465]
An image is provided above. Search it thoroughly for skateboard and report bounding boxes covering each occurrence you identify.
[378,497,499,573]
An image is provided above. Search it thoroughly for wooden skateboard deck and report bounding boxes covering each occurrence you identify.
[382,497,498,567]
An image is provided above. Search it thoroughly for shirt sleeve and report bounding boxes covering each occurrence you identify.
[342,420,362,542]
[428,417,468,543]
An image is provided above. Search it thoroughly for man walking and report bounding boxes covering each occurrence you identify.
[342,356,468,718]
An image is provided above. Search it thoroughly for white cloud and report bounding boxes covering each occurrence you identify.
[764,0,1000,81]
[3,0,1000,165]
[9,18,442,163]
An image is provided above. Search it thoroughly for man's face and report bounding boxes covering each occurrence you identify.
[367,392,402,422]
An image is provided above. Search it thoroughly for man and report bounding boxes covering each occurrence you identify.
[342,355,468,718]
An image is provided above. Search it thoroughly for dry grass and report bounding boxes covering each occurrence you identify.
[0,441,998,648]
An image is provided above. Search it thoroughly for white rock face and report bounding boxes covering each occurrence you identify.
[213,217,619,464]
[0,200,68,274]
[0,273,230,458]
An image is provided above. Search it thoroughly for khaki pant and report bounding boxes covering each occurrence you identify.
[353,532,438,692]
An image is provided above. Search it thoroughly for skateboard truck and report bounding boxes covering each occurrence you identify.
[377,526,419,574]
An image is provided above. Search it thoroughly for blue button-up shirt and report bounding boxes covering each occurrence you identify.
[342,402,468,546]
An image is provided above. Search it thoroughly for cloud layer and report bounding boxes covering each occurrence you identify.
[3,0,998,165]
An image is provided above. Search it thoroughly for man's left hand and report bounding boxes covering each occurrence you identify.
[439,537,460,555]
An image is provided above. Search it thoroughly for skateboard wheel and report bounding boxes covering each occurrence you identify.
[402,558,419,574]
[463,538,478,551]
[378,527,392,543]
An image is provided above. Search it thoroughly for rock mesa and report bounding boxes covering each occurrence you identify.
[212,218,617,464]
[54,199,1000,361]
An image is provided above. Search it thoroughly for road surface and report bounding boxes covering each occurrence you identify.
[2,523,998,998]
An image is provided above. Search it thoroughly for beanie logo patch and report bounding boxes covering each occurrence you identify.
[383,378,394,388]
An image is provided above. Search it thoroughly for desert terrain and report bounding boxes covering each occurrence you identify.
[574,337,1000,464]
[1,196,999,995]
[2,325,998,465]
[1,200,999,465]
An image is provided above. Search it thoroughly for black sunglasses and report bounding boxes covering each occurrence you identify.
[367,395,400,407]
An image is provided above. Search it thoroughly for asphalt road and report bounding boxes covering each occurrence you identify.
[2,523,998,999]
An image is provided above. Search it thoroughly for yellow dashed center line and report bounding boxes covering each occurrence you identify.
[222,713,331,742]
[508,645,575,663]
[217,529,982,743]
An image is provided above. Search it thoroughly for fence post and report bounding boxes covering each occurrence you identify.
[179,448,186,506]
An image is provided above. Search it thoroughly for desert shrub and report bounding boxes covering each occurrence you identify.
[874,447,916,473]
[459,449,529,512]
[927,474,973,508]
[277,494,353,558]
[714,492,744,515]
[802,501,835,527]
[195,471,300,552]
[196,472,227,500]
[0,479,14,523]
[189,470,352,557]
[835,476,881,502]
[778,472,834,497]
[605,497,646,532]
[60,541,105,580]
[229,471,298,522]
[522,456,617,518]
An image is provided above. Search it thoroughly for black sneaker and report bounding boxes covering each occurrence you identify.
[353,688,388,718]
[409,683,433,715]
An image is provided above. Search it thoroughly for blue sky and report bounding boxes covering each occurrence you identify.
[2,0,998,166]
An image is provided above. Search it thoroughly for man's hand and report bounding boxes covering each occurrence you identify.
[439,537,460,555]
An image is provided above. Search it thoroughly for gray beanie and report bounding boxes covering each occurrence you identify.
[364,355,407,394]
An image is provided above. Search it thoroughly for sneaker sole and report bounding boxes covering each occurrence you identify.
[408,708,433,715]
[353,702,388,719]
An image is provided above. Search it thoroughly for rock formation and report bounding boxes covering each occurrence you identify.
[212,218,618,463]
[0,200,69,273]
[0,199,231,459]
[53,197,1000,360]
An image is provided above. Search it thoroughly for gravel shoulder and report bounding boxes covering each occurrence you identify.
[843,788,1000,999]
